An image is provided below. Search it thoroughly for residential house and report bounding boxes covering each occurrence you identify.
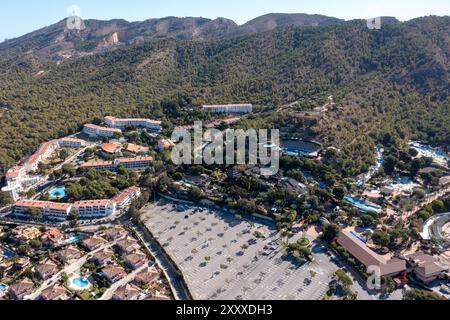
[35,259,60,280]
[10,226,42,242]
[102,265,127,284]
[100,226,128,242]
[40,284,70,300]
[8,278,35,300]
[112,283,141,300]
[124,251,148,270]
[41,228,65,247]
[57,245,84,264]
[134,267,160,288]
[81,237,107,252]
[115,238,140,255]
[90,249,115,267]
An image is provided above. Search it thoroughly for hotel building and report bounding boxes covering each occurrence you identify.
[24,140,59,172]
[202,104,253,114]
[14,200,72,221]
[80,157,153,171]
[112,187,141,211]
[83,124,122,138]
[73,200,116,219]
[58,137,86,148]
[104,116,162,132]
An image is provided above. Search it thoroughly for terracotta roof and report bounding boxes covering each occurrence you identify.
[59,137,85,143]
[134,267,159,285]
[74,199,113,207]
[118,157,154,163]
[25,140,58,166]
[124,143,149,153]
[15,200,72,211]
[112,187,140,203]
[101,142,122,154]
[9,278,35,297]
[80,160,113,168]
[125,251,147,265]
[35,259,59,277]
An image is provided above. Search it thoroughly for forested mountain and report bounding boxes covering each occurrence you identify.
[0,14,448,171]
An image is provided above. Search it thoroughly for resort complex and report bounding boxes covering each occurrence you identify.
[104,116,162,131]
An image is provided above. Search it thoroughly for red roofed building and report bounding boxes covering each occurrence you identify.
[112,187,141,211]
[14,200,72,220]
[24,140,59,172]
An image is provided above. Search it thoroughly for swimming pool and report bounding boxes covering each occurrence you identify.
[0,247,15,259]
[49,186,66,199]
[0,283,7,290]
[344,196,382,213]
[69,276,92,291]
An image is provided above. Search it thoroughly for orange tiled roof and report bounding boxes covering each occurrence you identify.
[112,187,140,203]
[25,140,58,166]
[74,200,113,207]
[101,142,122,154]
[15,200,72,211]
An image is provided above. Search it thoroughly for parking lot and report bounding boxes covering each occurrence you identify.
[141,200,338,300]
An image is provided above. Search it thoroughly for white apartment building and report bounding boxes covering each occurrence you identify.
[73,200,117,219]
[14,200,72,221]
[58,137,86,148]
[83,124,122,138]
[112,187,141,211]
[24,140,59,172]
[104,116,162,132]
[202,104,253,114]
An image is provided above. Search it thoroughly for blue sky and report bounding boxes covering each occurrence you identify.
[1,0,449,42]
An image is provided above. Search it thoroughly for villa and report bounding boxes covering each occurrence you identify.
[90,248,115,267]
[115,238,141,255]
[57,245,84,264]
[124,251,148,270]
[202,103,253,114]
[100,226,128,241]
[8,278,35,300]
[10,226,42,242]
[134,267,160,287]
[41,228,65,247]
[81,237,107,252]
[124,143,149,154]
[83,124,122,138]
[112,283,141,300]
[39,284,70,300]
[34,259,60,280]
[102,265,127,284]
[80,157,153,171]
[104,116,162,132]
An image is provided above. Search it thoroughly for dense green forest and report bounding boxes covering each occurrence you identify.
[0,16,448,172]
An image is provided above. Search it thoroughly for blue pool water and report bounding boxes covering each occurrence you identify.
[1,247,15,259]
[0,283,7,290]
[72,277,90,289]
[344,196,382,213]
[49,186,66,199]
[66,235,84,244]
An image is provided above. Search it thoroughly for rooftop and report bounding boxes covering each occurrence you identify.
[15,200,72,211]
